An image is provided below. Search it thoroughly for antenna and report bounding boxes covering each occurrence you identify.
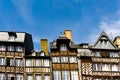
[110,32,113,40]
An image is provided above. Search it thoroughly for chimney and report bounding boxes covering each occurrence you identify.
[41,39,48,55]
[64,30,72,41]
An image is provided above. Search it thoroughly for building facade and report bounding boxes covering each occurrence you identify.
[0,30,120,80]
[0,31,33,80]
[78,31,120,80]
[50,30,79,80]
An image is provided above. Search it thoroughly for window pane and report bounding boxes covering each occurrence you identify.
[0,58,5,65]
[62,71,70,80]
[110,52,119,57]
[61,57,68,63]
[16,59,23,67]
[71,71,78,80]
[60,44,67,51]
[10,58,14,66]
[36,74,41,80]
[0,45,6,51]
[8,45,14,51]
[52,57,60,63]
[70,57,77,63]
[0,73,5,80]
[102,64,110,71]
[7,74,14,80]
[112,64,118,71]
[16,46,23,52]
[53,71,61,80]
[44,74,50,80]
[44,59,50,67]
[93,63,101,71]
[16,74,23,80]
[26,59,32,66]
[36,59,41,66]
[27,75,33,80]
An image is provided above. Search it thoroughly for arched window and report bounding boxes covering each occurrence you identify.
[60,44,67,51]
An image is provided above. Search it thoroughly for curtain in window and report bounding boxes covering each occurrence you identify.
[71,71,78,80]
[62,71,70,80]
[27,75,33,80]
[60,44,67,51]
[7,74,14,80]
[102,64,110,71]
[16,46,23,52]
[8,45,14,51]
[0,45,6,51]
[54,71,61,80]
[93,63,101,71]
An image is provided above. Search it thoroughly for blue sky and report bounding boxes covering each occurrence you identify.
[0,0,120,50]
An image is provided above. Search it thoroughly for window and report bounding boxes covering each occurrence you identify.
[26,59,32,66]
[16,46,23,52]
[35,74,42,80]
[27,75,33,80]
[54,71,61,80]
[9,35,15,41]
[110,52,119,57]
[60,44,67,51]
[16,59,23,67]
[7,58,14,66]
[16,74,23,80]
[70,57,77,63]
[93,51,100,57]
[36,59,41,67]
[0,58,5,65]
[7,74,14,80]
[62,71,70,80]
[100,40,107,45]
[61,57,68,63]
[93,63,101,71]
[112,64,119,71]
[44,74,50,80]
[0,73,5,80]
[0,45,6,51]
[44,59,50,67]
[52,57,60,63]
[71,71,78,80]
[8,45,14,51]
[102,64,110,71]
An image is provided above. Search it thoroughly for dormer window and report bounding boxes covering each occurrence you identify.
[100,40,107,45]
[9,35,15,41]
[60,44,67,51]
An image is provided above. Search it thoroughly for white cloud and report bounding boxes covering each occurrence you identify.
[11,0,35,26]
[89,9,120,44]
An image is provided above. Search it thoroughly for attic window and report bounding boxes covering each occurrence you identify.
[100,40,107,45]
[8,32,17,41]
[60,44,67,51]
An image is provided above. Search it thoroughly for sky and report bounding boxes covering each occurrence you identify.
[0,0,120,50]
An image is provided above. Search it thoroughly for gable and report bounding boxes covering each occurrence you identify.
[92,31,117,49]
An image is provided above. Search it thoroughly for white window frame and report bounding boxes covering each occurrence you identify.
[60,44,67,51]
[53,71,61,80]
[0,73,5,80]
[52,57,60,63]
[27,74,33,80]
[16,46,23,52]
[0,45,6,51]
[71,71,78,80]
[0,58,5,65]
[93,63,101,71]
[35,74,42,80]
[16,58,23,67]
[102,64,110,71]
[62,71,70,80]
[44,74,50,80]
[70,57,77,63]
[26,59,32,67]
[44,59,50,67]
[61,57,68,63]
[36,59,41,67]
[16,74,23,80]
[8,45,14,51]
